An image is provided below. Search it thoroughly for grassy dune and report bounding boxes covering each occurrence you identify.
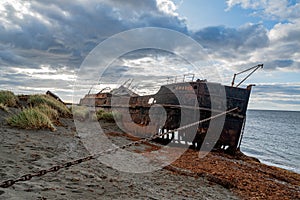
[36,104,59,121]
[2,91,121,130]
[2,92,71,131]
[0,90,18,107]
[7,107,56,131]
[28,94,71,117]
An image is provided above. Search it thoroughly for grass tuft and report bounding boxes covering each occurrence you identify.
[0,90,18,107]
[36,104,59,121]
[7,107,56,131]
[96,109,121,123]
[28,94,71,117]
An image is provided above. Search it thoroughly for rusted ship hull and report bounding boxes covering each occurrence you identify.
[80,81,253,154]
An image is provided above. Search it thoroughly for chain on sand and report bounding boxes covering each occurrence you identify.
[0,108,238,188]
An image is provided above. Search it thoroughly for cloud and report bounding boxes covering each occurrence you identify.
[0,0,187,102]
[0,0,187,70]
[246,19,300,71]
[87,48,193,95]
[156,0,179,16]
[1,0,297,75]
[0,0,187,99]
[226,0,300,22]
[269,20,300,42]
[191,20,299,73]
[249,82,300,110]
[193,23,269,54]
[0,0,299,110]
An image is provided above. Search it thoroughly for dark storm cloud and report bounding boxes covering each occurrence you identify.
[1,1,298,73]
[0,1,294,73]
[0,1,125,69]
[0,49,25,66]
[0,0,187,71]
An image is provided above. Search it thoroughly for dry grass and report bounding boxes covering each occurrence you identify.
[28,94,71,117]
[5,93,71,131]
[7,107,56,131]
[0,90,18,107]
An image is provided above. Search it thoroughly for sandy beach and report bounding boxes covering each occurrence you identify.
[0,107,299,200]
[0,110,239,200]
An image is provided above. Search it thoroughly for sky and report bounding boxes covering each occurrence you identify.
[0,0,300,111]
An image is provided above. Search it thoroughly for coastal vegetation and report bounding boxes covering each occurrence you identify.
[36,104,59,121]
[0,90,18,107]
[96,109,121,123]
[28,94,71,117]
[7,107,56,131]
[72,106,122,123]
[0,90,120,130]
[1,91,71,131]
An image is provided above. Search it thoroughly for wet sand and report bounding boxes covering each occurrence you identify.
[0,109,299,199]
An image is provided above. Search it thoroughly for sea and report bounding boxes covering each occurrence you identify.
[241,110,300,174]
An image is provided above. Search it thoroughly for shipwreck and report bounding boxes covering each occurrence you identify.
[79,64,263,154]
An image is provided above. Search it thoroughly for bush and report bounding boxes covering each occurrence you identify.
[98,112,115,122]
[28,94,71,117]
[95,109,107,120]
[96,109,105,116]
[0,91,18,107]
[7,107,56,131]
[96,109,121,123]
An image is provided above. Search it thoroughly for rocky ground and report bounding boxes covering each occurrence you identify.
[0,109,299,200]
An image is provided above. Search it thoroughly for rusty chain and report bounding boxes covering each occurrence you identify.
[0,107,237,188]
